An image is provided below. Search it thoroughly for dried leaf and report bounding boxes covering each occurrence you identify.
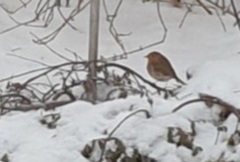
[1,153,9,162]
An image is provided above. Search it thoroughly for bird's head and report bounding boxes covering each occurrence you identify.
[145,51,162,62]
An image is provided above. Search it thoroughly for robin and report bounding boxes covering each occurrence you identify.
[172,0,181,7]
[145,51,185,85]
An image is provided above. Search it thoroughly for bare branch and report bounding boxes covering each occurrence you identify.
[33,1,90,44]
[206,0,234,16]
[0,94,31,104]
[108,109,151,137]
[98,108,151,162]
[0,0,32,14]
[65,48,84,61]
[231,0,240,31]
[0,67,48,83]
[102,0,128,58]
[7,53,49,67]
[30,32,73,62]
[0,60,87,84]
[0,0,89,41]
[196,0,212,15]
[1,100,72,112]
[100,63,174,96]
[104,1,167,62]
[178,1,227,31]
[57,7,78,30]
[172,94,240,121]
[23,61,86,85]
[179,3,193,28]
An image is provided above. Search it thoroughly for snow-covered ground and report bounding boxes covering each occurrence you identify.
[0,0,240,161]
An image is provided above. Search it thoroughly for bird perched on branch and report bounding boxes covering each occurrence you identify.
[145,51,185,85]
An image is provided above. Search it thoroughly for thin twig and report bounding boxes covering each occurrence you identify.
[231,0,240,31]
[23,61,86,85]
[0,94,31,104]
[0,67,48,83]
[206,0,235,16]
[104,1,167,62]
[33,1,90,44]
[1,100,72,111]
[57,7,78,30]
[103,0,127,56]
[0,0,32,14]
[101,63,173,95]
[30,32,73,62]
[7,53,49,67]
[0,61,86,84]
[179,4,192,28]
[65,48,84,61]
[0,19,36,35]
[172,96,240,120]
[214,7,227,32]
[98,109,151,162]
[178,1,227,31]
[196,0,212,15]
[108,109,151,137]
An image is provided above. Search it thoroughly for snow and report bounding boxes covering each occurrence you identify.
[0,0,240,161]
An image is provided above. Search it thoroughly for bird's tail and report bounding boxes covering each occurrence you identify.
[175,76,186,85]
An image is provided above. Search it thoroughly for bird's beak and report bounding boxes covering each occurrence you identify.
[144,55,148,58]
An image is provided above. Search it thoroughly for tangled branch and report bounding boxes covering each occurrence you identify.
[32,1,90,44]
[98,108,151,162]
[103,1,167,62]
[103,0,128,58]
[0,59,175,113]
[206,0,240,28]
[0,0,32,14]
[0,0,90,44]
[100,63,174,96]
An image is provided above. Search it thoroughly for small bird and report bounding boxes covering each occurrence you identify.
[172,0,181,7]
[145,51,185,85]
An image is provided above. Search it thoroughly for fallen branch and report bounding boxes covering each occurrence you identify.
[0,94,31,104]
[172,94,240,121]
[1,100,72,112]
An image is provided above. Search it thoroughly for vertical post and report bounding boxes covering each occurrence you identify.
[88,0,100,103]
[55,0,61,7]
[66,0,70,7]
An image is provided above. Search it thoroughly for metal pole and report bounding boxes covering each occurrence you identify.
[88,0,100,103]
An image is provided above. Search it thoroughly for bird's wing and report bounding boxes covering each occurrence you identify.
[153,60,176,77]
